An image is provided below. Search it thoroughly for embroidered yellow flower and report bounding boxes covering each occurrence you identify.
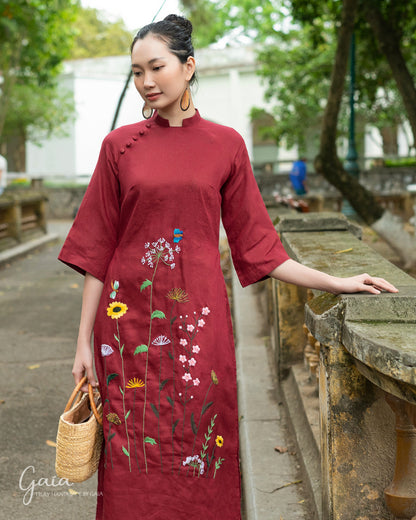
[215,435,224,448]
[166,288,189,303]
[107,412,121,425]
[107,301,128,319]
[126,377,145,389]
[211,370,219,385]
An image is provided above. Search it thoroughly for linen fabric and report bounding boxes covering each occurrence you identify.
[59,110,290,519]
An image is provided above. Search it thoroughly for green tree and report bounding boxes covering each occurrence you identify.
[71,7,133,59]
[0,0,79,170]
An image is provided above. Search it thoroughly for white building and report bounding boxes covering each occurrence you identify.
[26,46,290,180]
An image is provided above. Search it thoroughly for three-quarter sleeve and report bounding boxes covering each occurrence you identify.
[221,139,290,287]
[58,136,120,282]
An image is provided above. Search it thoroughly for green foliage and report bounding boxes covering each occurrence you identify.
[71,7,133,59]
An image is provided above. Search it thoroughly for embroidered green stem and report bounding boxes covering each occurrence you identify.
[169,301,177,473]
[187,380,213,475]
[178,382,191,474]
[132,387,141,472]
[158,341,163,472]
[199,414,217,478]
[213,457,224,479]
[116,320,131,471]
[142,257,160,474]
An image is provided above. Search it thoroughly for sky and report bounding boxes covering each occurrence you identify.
[80,0,182,32]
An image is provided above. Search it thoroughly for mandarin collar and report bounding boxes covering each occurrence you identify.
[153,109,201,128]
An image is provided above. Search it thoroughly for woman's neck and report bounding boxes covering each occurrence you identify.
[157,100,196,127]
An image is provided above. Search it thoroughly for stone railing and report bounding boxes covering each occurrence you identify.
[0,191,48,251]
[269,212,416,520]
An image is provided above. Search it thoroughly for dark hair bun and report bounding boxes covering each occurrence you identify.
[164,14,193,37]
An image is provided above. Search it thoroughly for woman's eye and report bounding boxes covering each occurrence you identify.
[133,71,142,77]
[153,66,163,71]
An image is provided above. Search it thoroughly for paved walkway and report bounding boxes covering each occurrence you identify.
[0,222,311,519]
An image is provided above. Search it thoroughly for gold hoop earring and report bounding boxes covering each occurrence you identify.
[180,87,190,112]
[142,104,153,120]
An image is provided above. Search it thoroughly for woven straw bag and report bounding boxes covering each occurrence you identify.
[55,376,103,482]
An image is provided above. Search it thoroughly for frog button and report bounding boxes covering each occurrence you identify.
[120,148,125,154]
[139,129,145,136]
[145,123,151,129]
[126,142,132,148]
[132,135,138,141]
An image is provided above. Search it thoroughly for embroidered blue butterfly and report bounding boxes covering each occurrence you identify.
[173,228,183,243]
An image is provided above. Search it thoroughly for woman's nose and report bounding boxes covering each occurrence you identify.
[143,72,155,88]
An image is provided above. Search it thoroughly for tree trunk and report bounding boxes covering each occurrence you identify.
[363,1,416,150]
[314,0,416,268]
[379,125,398,156]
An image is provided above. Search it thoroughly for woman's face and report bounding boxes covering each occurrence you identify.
[131,34,195,117]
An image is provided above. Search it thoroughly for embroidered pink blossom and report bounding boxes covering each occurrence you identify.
[198,319,206,328]
[101,344,114,357]
[180,339,188,346]
[179,355,187,363]
[187,324,195,333]
[192,345,200,354]
[188,357,197,367]
[193,378,200,386]
[182,373,192,382]
[202,307,210,316]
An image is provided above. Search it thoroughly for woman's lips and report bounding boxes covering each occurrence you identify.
[146,93,161,101]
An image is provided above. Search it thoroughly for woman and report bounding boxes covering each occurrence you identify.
[59,14,397,520]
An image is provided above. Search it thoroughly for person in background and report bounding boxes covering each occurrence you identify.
[0,153,7,195]
[290,156,308,195]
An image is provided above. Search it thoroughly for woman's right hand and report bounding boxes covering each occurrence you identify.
[72,339,98,393]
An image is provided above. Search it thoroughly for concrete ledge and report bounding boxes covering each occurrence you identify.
[0,233,59,268]
[233,270,312,519]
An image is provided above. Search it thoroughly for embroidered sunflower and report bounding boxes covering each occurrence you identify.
[126,377,145,389]
[215,435,224,448]
[107,413,121,425]
[166,288,189,303]
[107,302,128,319]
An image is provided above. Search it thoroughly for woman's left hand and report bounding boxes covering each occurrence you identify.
[332,273,398,295]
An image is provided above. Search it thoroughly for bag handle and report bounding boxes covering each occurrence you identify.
[64,376,103,426]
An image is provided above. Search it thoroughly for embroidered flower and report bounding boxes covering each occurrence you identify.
[126,377,145,389]
[142,238,178,269]
[182,455,204,475]
[188,357,197,367]
[179,355,187,364]
[166,288,189,303]
[187,324,195,333]
[152,335,171,346]
[193,378,200,386]
[179,339,188,347]
[211,370,219,385]
[182,373,192,382]
[101,344,114,357]
[201,307,210,316]
[192,345,200,354]
[197,319,205,328]
[107,302,128,320]
[215,435,224,448]
[107,413,121,425]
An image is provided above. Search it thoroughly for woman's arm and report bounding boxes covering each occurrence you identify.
[72,272,104,392]
[270,259,398,295]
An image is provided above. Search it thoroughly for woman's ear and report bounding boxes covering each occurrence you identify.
[185,56,196,82]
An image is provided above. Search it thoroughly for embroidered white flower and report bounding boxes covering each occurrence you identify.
[152,335,171,346]
[192,345,200,354]
[198,319,206,328]
[193,378,200,386]
[179,354,187,363]
[182,455,204,475]
[101,344,114,357]
[201,307,210,316]
[188,357,197,367]
[180,339,188,346]
[182,373,192,382]
[187,324,195,333]
[141,238,179,269]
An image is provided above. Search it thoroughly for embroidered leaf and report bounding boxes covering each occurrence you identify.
[104,398,110,404]
[113,280,120,290]
[202,401,214,416]
[145,437,157,445]
[151,310,166,320]
[170,316,177,324]
[191,412,198,435]
[125,410,131,420]
[166,396,174,407]
[107,373,118,386]
[108,433,116,441]
[140,279,152,292]
[122,446,129,457]
[172,419,179,433]
[134,344,148,354]
[167,351,174,360]
[110,291,117,299]
[119,386,124,396]
[120,345,124,356]
[114,333,119,342]
[150,403,159,418]
[160,379,169,390]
